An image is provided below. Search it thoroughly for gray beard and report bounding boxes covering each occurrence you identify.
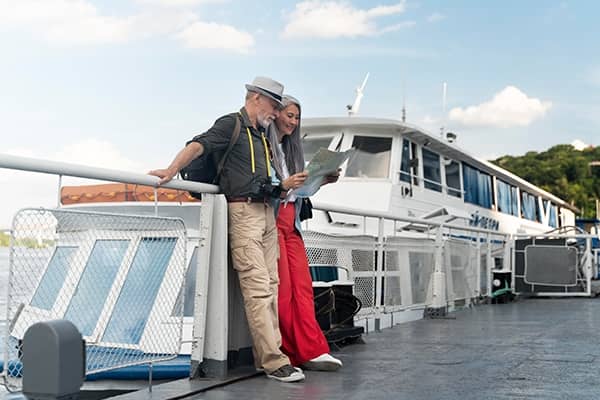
[258,117,273,129]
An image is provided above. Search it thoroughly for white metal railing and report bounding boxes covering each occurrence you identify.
[306,201,510,321]
[0,153,217,391]
[512,233,597,297]
[2,152,596,386]
[0,152,218,215]
[594,249,600,279]
[398,171,464,197]
[3,208,187,391]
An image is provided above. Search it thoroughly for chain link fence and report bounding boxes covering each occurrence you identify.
[384,236,436,309]
[444,239,479,302]
[2,208,187,392]
[304,232,377,317]
[304,224,505,320]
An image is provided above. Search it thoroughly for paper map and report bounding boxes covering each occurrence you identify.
[291,147,355,197]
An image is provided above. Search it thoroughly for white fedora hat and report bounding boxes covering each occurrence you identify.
[245,76,284,105]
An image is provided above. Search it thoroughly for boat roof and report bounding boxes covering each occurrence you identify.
[61,183,199,205]
[303,117,578,213]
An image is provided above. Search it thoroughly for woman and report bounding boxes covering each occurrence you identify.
[268,95,343,371]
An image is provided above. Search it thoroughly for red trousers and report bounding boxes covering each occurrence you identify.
[277,203,330,366]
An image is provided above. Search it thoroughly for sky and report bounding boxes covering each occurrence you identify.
[0,0,599,227]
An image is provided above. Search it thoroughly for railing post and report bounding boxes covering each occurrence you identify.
[374,217,385,317]
[57,174,63,208]
[486,233,492,297]
[475,232,481,297]
[153,188,159,216]
[190,194,215,378]
[425,226,447,318]
[585,237,593,296]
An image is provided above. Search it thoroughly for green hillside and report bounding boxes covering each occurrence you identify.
[492,145,600,218]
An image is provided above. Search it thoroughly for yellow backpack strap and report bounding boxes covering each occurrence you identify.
[260,132,272,178]
[246,127,256,174]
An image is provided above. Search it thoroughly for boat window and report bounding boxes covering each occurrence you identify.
[302,136,334,165]
[172,247,198,317]
[497,179,519,217]
[521,191,541,222]
[445,160,461,198]
[345,136,392,178]
[400,139,411,183]
[64,240,129,336]
[31,246,77,310]
[422,148,441,192]
[462,163,493,209]
[549,205,557,228]
[102,237,177,344]
[544,200,558,228]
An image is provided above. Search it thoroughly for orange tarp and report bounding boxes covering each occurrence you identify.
[61,183,199,205]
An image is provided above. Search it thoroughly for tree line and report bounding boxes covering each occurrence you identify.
[492,144,600,218]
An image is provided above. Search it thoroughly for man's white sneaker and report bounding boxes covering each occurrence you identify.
[302,353,343,371]
[266,364,305,382]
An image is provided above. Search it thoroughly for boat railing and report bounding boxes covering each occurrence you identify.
[595,249,600,279]
[512,232,598,297]
[0,153,218,391]
[2,152,593,389]
[398,171,465,196]
[304,201,511,323]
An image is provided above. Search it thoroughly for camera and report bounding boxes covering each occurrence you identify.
[260,181,282,198]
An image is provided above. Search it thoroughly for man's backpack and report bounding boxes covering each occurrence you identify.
[180,113,241,199]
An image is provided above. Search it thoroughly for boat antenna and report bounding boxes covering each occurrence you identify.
[401,80,406,123]
[347,72,369,116]
[440,82,447,137]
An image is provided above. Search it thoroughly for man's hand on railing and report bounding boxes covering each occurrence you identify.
[148,167,178,186]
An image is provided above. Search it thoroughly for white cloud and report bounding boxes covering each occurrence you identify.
[571,139,588,151]
[427,13,445,23]
[282,0,410,39]
[0,0,250,52]
[420,115,440,129]
[0,139,147,228]
[54,139,144,172]
[448,86,552,128]
[175,21,254,53]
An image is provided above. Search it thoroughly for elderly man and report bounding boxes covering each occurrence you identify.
[149,77,305,383]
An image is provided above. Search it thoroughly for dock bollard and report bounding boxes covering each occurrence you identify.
[22,320,85,400]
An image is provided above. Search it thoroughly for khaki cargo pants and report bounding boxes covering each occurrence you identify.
[228,201,290,373]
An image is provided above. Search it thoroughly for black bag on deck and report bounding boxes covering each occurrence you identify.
[180,114,241,199]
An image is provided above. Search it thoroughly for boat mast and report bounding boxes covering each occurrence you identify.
[401,80,406,122]
[347,73,370,116]
[440,81,447,137]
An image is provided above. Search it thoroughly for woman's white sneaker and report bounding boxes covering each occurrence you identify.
[302,353,343,371]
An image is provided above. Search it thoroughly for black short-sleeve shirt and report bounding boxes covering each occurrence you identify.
[191,107,272,197]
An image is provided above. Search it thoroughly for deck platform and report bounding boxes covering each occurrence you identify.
[110,298,600,400]
[11,298,600,400]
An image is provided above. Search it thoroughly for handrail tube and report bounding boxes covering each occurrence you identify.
[0,153,219,194]
[514,233,597,239]
[312,201,507,237]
